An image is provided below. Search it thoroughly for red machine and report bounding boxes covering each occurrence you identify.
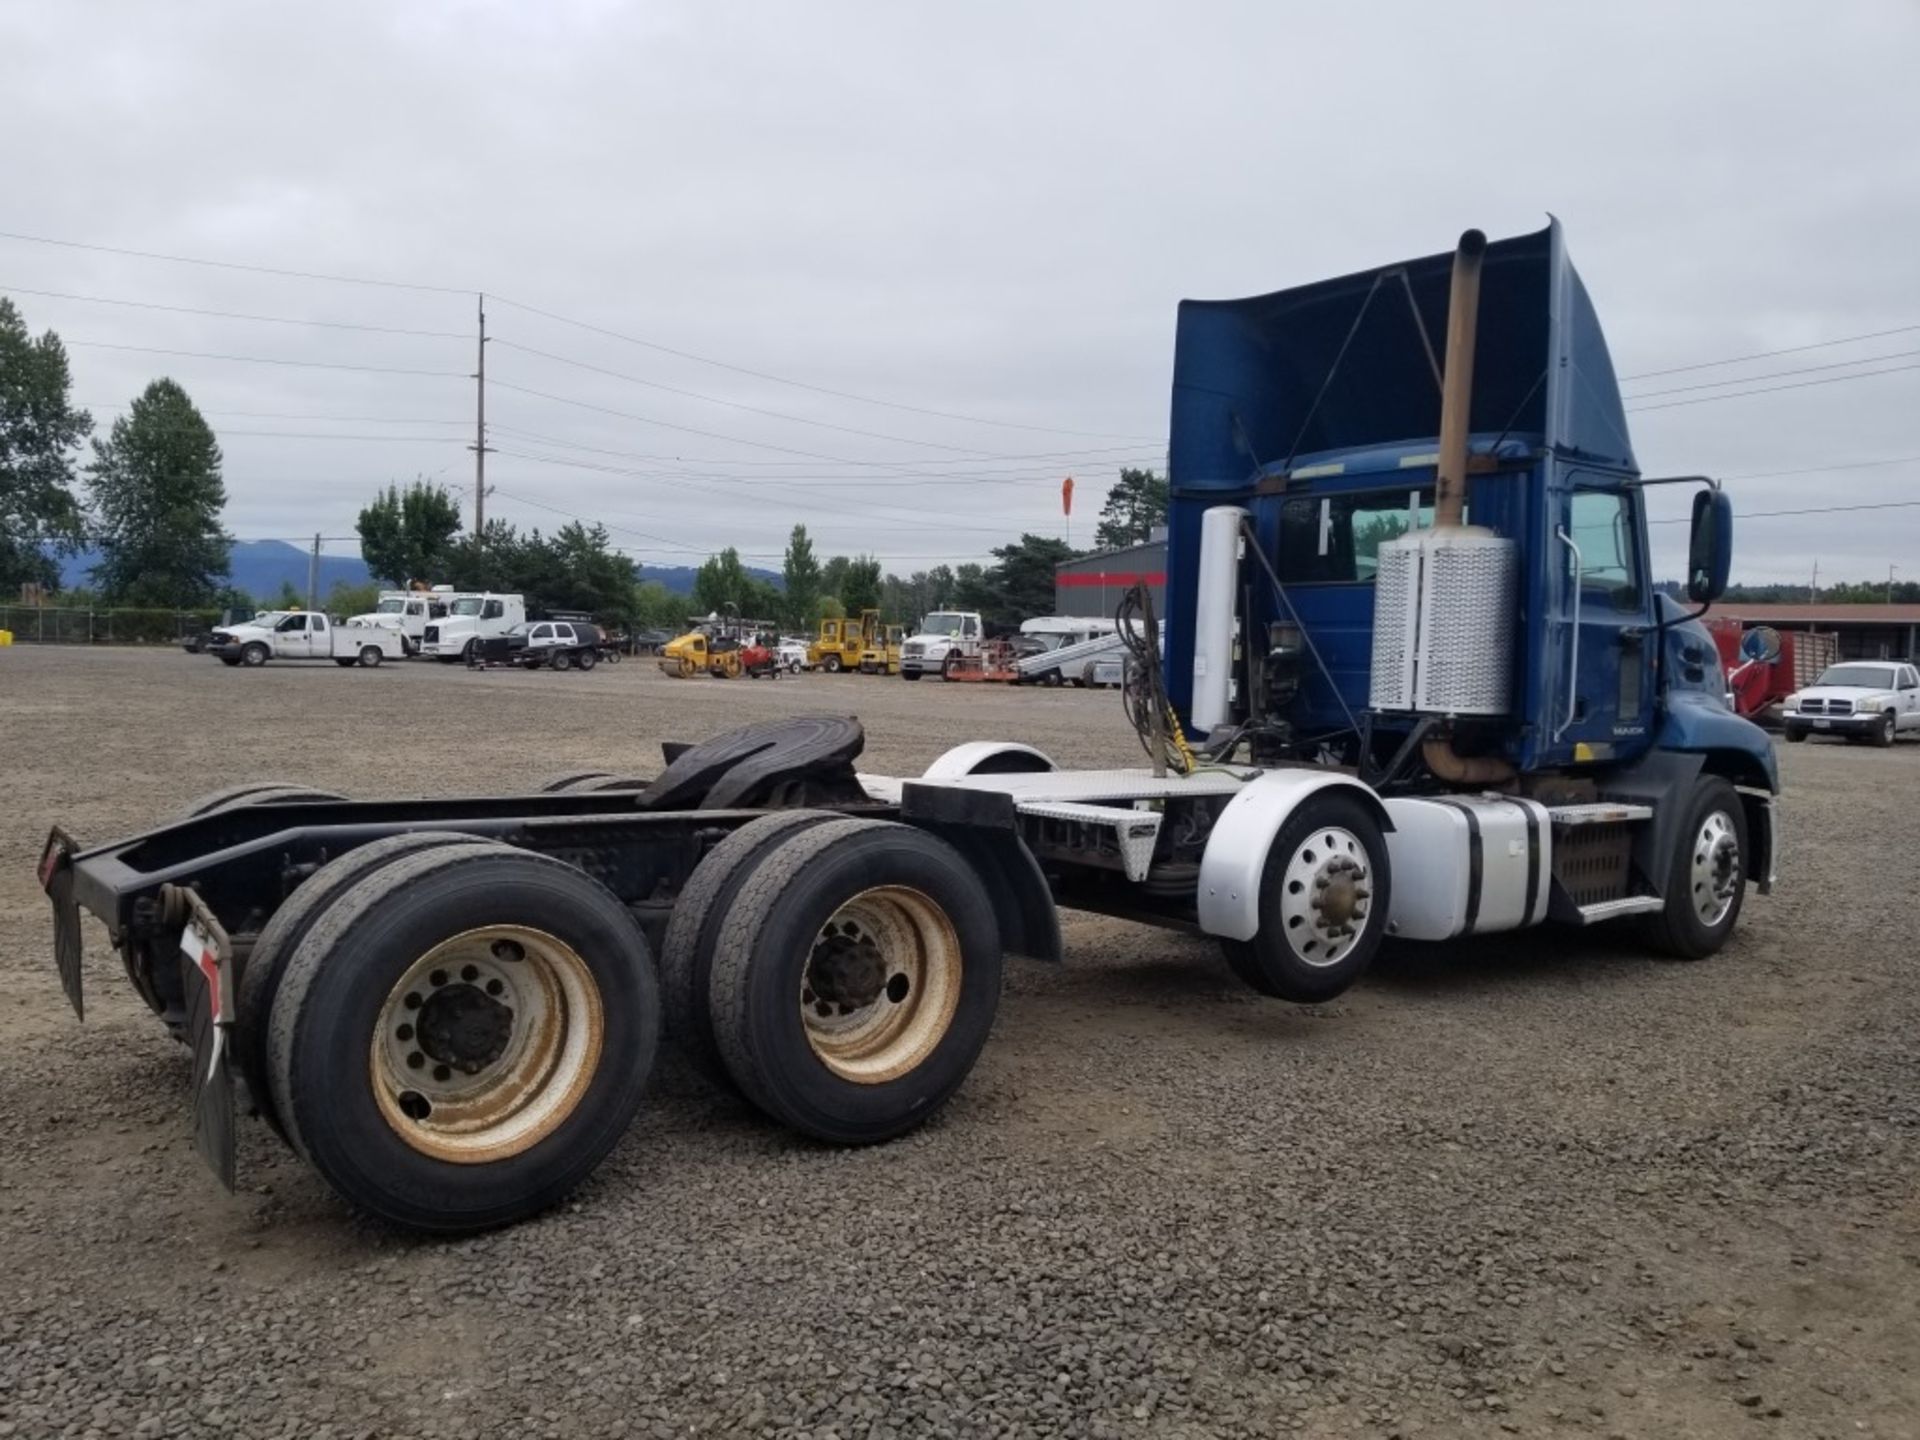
[1709,619,1838,724]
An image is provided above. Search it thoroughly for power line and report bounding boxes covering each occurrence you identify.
[0,230,470,295]
[1650,498,1920,525]
[1619,321,1920,382]
[493,339,1007,456]
[83,403,469,425]
[1622,347,1920,401]
[0,282,468,339]
[1721,454,1920,482]
[489,292,1160,442]
[67,339,469,378]
[213,431,470,443]
[485,422,1159,470]
[1625,359,1920,413]
[483,423,1160,487]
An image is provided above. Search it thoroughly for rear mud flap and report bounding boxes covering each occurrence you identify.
[175,900,238,1193]
[41,829,84,1020]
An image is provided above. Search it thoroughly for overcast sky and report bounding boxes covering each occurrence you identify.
[4,0,1916,585]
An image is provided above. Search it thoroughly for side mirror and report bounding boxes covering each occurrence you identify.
[1687,488,1733,603]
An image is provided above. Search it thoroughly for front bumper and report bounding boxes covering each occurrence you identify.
[206,642,243,660]
[1783,712,1877,735]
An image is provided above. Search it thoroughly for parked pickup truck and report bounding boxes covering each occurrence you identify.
[1781,660,1920,746]
[207,611,406,668]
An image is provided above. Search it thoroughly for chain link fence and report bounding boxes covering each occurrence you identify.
[0,607,223,646]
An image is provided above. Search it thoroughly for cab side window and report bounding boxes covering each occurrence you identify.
[311,616,327,632]
[482,600,504,620]
[277,614,306,632]
[1568,490,1642,608]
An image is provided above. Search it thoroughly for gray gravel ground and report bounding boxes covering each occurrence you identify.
[1,645,1916,1440]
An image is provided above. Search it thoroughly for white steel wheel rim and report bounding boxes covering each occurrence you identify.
[1691,811,1741,928]
[1277,826,1375,968]
[800,886,962,1084]
[371,925,604,1163]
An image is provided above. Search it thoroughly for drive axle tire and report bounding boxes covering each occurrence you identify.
[358,646,383,668]
[576,648,598,671]
[238,832,502,1141]
[267,846,660,1232]
[659,810,838,1081]
[707,818,1001,1145]
[1641,775,1747,960]
[550,650,573,672]
[1219,792,1392,1004]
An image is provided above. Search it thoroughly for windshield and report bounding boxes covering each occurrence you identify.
[1816,664,1896,690]
[376,598,406,613]
[920,613,965,636]
[450,598,483,616]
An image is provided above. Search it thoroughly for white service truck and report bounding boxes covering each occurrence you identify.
[206,611,406,668]
[899,610,985,679]
[420,593,526,661]
[349,590,452,654]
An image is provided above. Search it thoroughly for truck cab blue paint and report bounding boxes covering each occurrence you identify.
[1163,221,1774,790]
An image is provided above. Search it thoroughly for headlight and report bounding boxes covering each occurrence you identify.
[1853,695,1887,711]
[1781,695,1800,711]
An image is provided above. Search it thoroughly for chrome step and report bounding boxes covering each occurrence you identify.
[1571,895,1665,924]
[1547,802,1654,827]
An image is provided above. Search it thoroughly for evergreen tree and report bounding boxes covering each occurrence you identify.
[86,379,230,606]
[0,297,91,594]
[782,524,822,629]
[1093,468,1168,550]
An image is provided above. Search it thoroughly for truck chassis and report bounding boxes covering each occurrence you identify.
[40,714,1772,1233]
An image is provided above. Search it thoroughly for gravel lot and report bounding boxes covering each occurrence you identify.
[2,645,1916,1440]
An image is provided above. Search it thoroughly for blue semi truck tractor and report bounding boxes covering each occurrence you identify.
[39,224,1775,1231]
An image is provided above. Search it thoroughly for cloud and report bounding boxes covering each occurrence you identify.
[3,0,1916,581]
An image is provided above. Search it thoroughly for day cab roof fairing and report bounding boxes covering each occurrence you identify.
[1162,220,1638,764]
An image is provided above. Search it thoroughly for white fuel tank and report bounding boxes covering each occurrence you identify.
[1189,505,1246,735]
[1382,794,1551,940]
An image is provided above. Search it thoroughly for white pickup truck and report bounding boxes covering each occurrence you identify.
[1781,660,1920,746]
[206,611,406,668]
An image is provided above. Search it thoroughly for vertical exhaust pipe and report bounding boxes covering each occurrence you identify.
[1433,229,1487,530]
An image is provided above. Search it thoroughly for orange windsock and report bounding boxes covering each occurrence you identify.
[1062,475,1074,516]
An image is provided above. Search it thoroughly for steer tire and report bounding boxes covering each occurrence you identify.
[822,654,842,673]
[1640,775,1748,960]
[237,832,502,1142]
[1218,792,1393,1004]
[266,846,659,1233]
[658,811,838,1082]
[1871,711,1896,747]
[241,642,270,667]
[180,782,347,818]
[707,818,1001,1145]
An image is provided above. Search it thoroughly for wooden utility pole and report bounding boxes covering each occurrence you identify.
[471,292,491,534]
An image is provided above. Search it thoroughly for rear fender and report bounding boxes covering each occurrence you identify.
[1197,771,1393,941]
[922,742,1057,778]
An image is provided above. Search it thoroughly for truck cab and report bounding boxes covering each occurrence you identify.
[351,590,449,653]
[421,592,525,661]
[900,611,984,679]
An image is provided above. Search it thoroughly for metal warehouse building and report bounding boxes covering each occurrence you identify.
[1053,536,1166,618]
[1712,603,1920,661]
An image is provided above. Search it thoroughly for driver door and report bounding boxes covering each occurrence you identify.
[275,612,311,657]
[1558,485,1655,762]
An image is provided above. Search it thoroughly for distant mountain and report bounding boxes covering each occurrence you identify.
[57,540,372,600]
[637,563,783,595]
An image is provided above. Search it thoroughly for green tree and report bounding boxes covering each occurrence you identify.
[841,554,883,615]
[546,522,639,623]
[1093,468,1168,550]
[324,579,382,617]
[0,297,92,594]
[355,479,462,588]
[692,547,756,615]
[273,579,303,609]
[631,580,685,629]
[820,554,852,611]
[985,533,1079,623]
[447,518,525,593]
[86,379,230,606]
[782,524,821,629]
